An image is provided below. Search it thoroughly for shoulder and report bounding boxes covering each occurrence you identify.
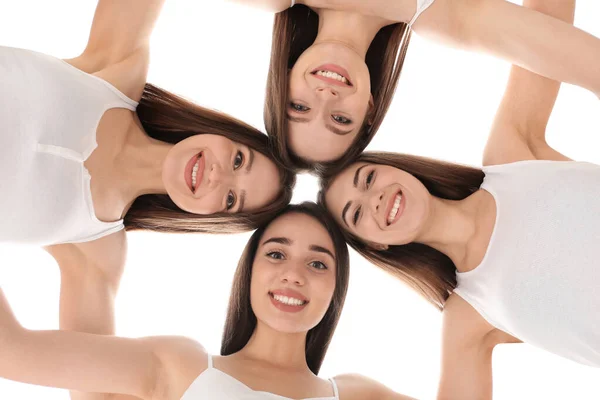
[145,336,208,400]
[334,374,415,400]
[443,293,517,348]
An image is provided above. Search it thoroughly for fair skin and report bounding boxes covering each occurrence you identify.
[325,1,575,398]
[235,0,600,164]
[0,213,415,400]
[31,1,279,399]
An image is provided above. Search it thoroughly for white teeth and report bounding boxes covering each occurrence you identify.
[191,159,200,189]
[387,193,403,224]
[315,70,348,84]
[273,294,306,306]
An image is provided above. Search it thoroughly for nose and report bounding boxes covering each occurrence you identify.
[369,191,384,215]
[280,262,305,286]
[207,163,232,189]
[315,86,339,98]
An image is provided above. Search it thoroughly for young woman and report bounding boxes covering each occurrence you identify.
[0,203,417,400]
[320,0,599,398]
[1,2,294,398]
[234,0,600,172]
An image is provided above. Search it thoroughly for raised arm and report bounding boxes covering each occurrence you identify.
[482,0,576,166]
[436,294,497,400]
[0,288,205,400]
[293,0,600,96]
[46,232,133,400]
[226,0,293,13]
[67,0,166,73]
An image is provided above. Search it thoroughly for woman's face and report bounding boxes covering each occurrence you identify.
[287,42,372,163]
[250,212,337,334]
[325,162,432,246]
[162,134,281,214]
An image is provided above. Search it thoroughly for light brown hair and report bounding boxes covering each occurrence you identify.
[124,84,296,234]
[319,152,484,310]
[221,202,350,374]
[265,4,412,173]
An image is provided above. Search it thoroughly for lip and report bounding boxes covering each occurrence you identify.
[268,289,310,313]
[384,190,405,226]
[184,152,204,193]
[311,64,353,87]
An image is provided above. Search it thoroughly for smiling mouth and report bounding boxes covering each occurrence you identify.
[185,152,204,194]
[386,191,404,226]
[311,64,353,87]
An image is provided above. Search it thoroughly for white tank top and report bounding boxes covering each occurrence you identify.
[181,355,340,400]
[455,160,600,367]
[0,46,138,246]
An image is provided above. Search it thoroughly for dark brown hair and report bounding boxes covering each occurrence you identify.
[123,84,296,234]
[319,152,485,310]
[221,202,350,374]
[264,4,412,173]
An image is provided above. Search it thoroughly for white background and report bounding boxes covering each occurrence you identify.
[1,1,600,399]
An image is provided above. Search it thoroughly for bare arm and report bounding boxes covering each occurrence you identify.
[437,294,498,400]
[483,0,576,166]
[226,0,292,13]
[0,288,206,400]
[47,232,135,400]
[291,0,600,96]
[67,0,166,73]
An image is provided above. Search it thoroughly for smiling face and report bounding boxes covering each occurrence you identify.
[250,212,337,334]
[161,134,281,215]
[325,162,433,246]
[287,42,373,163]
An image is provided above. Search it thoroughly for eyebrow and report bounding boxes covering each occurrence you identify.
[245,148,254,173]
[310,245,335,260]
[237,190,246,213]
[262,237,336,260]
[342,165,366,227]
[262,237,291,246]
[287,114,353,136]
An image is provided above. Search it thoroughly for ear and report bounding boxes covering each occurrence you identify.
[367,241,388,251]
[366,94,375,126]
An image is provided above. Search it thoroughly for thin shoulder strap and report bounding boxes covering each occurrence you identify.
[207,353,213,369]
[409,0,436,27]
[329,378,340,399]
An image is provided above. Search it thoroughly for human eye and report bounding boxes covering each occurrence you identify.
[308,260,328,270]
[366,170,375,189]
[233,150,244,170]
[290,102,310,112]
[266,251,285,260]
[352,205,361,226]
[226,191,236,211]
[332,115,352,125]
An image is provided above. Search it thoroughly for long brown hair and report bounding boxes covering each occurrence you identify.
[221,202,350,374]
[265,4,412,173]
[319,152,485,310]
[124,84,296,234]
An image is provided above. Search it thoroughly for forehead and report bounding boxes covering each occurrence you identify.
[326,162,366,205]
[244,151,281,212]
[262,212,334,251]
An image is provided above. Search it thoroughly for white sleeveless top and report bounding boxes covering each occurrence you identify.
[455,160,600,367]
[0,46,138,246]
[181,355,340,400]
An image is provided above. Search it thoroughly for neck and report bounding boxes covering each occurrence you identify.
[415,191,489,272]
[314,9,391,59]
[112,118,171,209]
[236,322,311,373]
